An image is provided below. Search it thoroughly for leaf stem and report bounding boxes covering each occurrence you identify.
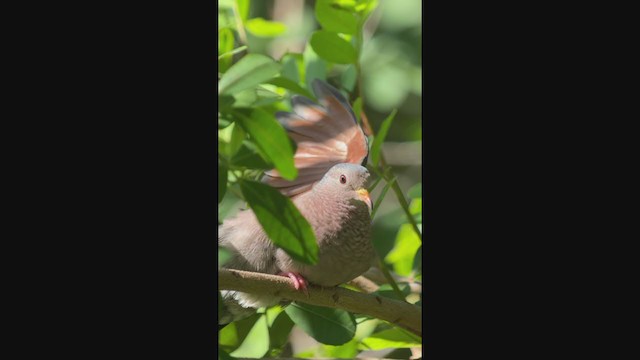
[377,257,407,302]
[218,45,248,60]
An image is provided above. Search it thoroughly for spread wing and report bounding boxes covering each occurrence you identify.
[262,79,369,197]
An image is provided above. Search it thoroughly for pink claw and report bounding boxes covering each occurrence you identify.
[278,272,309,297]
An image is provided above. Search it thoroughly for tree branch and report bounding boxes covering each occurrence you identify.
[219,269,422,337]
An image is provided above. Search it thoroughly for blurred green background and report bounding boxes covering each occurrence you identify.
[219,0,421,262]
[218,1,422,358]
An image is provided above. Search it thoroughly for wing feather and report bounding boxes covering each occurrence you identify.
[262,80,369,196]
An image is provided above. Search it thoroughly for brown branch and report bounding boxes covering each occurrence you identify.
[347,275,380,293]
[219,269,422,337]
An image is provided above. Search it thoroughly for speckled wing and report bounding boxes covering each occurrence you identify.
[262,79,369,197]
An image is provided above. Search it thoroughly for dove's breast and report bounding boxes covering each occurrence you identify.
[277,198,374,287]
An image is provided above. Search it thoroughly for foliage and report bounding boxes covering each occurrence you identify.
[218,0,422,357]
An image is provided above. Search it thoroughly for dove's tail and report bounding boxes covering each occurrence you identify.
[218,290,281,325]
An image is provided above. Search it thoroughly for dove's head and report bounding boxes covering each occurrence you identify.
[316,163,372,210]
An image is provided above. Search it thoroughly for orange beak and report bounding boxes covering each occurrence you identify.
[356,188,373,213]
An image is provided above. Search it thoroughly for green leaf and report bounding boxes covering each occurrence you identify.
[218,54,281,95]
[355,0,379,17]
[218,45,247,61]
[303,44,327,88]
[218,117,233,129]
[370,108,398,166]
[235,108,297,180]
[320,317,379,358]
[266,77,315,99]
[219,313,261,351]
[218,348,234,360]
[315,0,358,34]
[310,30,357,64]
[235,0,250,22]
[219,94,236,113]
[218,247,233,268]
[230,314,270,358]
[359,327,422,351]
[409,197,422,224]
[321,340,359,358]
[280,53,302,83]
[341,64,357,92]
[239,180,318,265]
[284,302,356,345]
[385,223,422,276]
[218,160,228,203]
[268,310,295,351]
[407,182,422,198]
[246,17,287,37]
[218,28,235,73]
[229,123,246,157]
[231,141,273,169]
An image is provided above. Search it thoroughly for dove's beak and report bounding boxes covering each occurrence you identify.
[356,188,373,212]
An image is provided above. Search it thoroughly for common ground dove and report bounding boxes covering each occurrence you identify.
[219,80,374,324]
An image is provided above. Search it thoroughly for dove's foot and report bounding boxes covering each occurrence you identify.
[278,272,309,297]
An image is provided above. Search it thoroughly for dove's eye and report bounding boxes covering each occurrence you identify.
[339,175,347,184]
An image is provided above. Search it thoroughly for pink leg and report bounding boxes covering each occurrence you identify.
[278,272,309,296]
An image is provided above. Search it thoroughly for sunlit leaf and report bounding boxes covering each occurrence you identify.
[310,30,357,64]
[356,0,379,17]
[315,0,358,34]
[239,179,318,265]
[385,223,421,276]
[234,109,296,180]
[321,340,359,358]
[359,327,422,351]
[218,54,281,95]
[219,0,235,9]
[285,302,356,345]
[370,108,398,166]
[219,313,261,351]
[409,197,422,223]
[230,314,270,358]
[246,17,287,37]
[235,0,250,21]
